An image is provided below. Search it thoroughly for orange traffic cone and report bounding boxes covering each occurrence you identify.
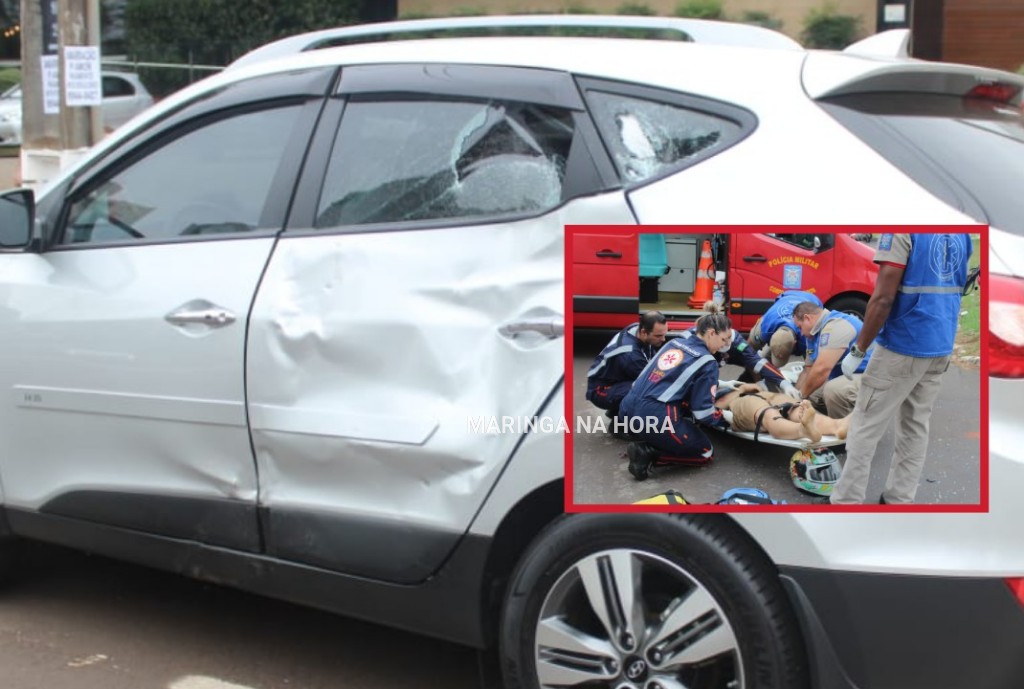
[688,240,715,308]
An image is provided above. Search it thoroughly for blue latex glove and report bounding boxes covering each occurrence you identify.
[840,348,865,379]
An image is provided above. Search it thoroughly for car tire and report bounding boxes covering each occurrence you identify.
[0,537,15,584]
[499,514,808,689]
[827,295,868,321]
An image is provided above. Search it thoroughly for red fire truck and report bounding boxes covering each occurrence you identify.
[572,229,879,332]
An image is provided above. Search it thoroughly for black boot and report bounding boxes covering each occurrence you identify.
[627,442,658,481]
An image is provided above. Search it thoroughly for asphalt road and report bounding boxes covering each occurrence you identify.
[0,542,482,689]
[571,331,982,506]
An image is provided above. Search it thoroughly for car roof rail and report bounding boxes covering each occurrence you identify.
[229,14,802,69]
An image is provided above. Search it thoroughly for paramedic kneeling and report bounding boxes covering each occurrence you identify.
[747,290,823,368]
[682,303,799,398]
[831,232,972,505]
[620,306,732,481]
[586,311,668,417]
[792,301,871,418]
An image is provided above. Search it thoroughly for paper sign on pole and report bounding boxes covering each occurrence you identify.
[64,46,102,107]
[41,54,59,114]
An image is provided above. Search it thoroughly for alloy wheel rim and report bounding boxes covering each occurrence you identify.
[534,548,744,689]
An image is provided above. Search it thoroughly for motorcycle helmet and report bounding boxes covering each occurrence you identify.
[717,487,786,505]
[790,448,842,496]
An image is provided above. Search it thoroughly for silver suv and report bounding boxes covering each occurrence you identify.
[0,16,1021,689]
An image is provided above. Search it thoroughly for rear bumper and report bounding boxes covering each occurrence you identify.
[781,566,1024,689]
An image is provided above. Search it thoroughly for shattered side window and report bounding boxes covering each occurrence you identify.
[315,99,574,228]
[587,90,739,184]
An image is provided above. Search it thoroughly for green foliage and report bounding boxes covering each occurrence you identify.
[564,3,598,13]
[672,0,723,20]
[0,67,19,93]
[801,3,861,49]
[450,6,489,16]
[739,10,783,31]
[955,234,981,359]
[125,0,362,97]
[616,3,657,16]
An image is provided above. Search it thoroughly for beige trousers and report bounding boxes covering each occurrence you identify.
[831,344,950,504]
[808,375,860,419]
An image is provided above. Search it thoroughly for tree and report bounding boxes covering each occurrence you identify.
[673,1,724,21]
[801,3,861,49]
[125,0,363,96]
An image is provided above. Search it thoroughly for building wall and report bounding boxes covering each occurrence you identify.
[397,0,877,43]
[944,0,1024,72]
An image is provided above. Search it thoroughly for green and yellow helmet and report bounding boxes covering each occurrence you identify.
[790,448,841,496]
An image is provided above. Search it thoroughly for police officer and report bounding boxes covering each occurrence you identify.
[620,305,732,481]
[832,233,972,504]
[585,311,668,417]
[679,311,800,398]
[792,301,871,419]
[747,290,823,368]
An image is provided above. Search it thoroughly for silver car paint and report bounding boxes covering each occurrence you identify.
[247,192,635,541]
[0,239,273,510]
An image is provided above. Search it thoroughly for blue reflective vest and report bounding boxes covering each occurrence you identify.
[586,324,655,397]
[877,234,971,357]
[806,310,871,379]
[760,290,823,344]
[621,336,726,428]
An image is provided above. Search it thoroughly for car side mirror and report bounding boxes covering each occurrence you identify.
[0,189,35,250]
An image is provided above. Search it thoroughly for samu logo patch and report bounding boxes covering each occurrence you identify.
[657,349,685,371]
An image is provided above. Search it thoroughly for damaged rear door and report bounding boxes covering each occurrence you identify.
[246,63,630,583]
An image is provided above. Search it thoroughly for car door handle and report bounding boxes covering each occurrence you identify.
[596,250,623,259]
[499,317,564,340]
[165,300,237,328]
[743,255,768,263]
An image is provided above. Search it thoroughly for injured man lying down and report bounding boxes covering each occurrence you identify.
[714,383,850,443]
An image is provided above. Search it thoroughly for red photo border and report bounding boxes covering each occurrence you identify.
[564,225,989,514]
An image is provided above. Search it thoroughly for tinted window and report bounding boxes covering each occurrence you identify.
[586,90,743,184]
[821,94,1024,234]
[62,105,302,245]
[769,233,833,251]
[315,99,574,228]
[102,76,135,98]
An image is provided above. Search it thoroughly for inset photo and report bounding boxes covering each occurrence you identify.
[567,226,986,511]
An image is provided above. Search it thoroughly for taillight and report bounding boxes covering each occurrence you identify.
[991,273,1024,378]
[1006,578,1024,607]
[966,82,1022,104]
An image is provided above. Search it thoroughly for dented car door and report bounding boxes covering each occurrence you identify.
[245,64,633,583]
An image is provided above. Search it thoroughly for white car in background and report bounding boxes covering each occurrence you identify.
[0,71,154,146]
[0,15,1021,689]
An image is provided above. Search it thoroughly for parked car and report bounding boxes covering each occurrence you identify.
[0,71,154,146]
[0,15,1021,689]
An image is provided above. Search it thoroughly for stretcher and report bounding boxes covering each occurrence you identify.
[716,362,846,450]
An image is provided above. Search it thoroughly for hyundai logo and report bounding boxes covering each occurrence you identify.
[625,658,647,681]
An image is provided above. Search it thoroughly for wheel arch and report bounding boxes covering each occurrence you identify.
[825,291,870,319]
[477,478,565,648]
